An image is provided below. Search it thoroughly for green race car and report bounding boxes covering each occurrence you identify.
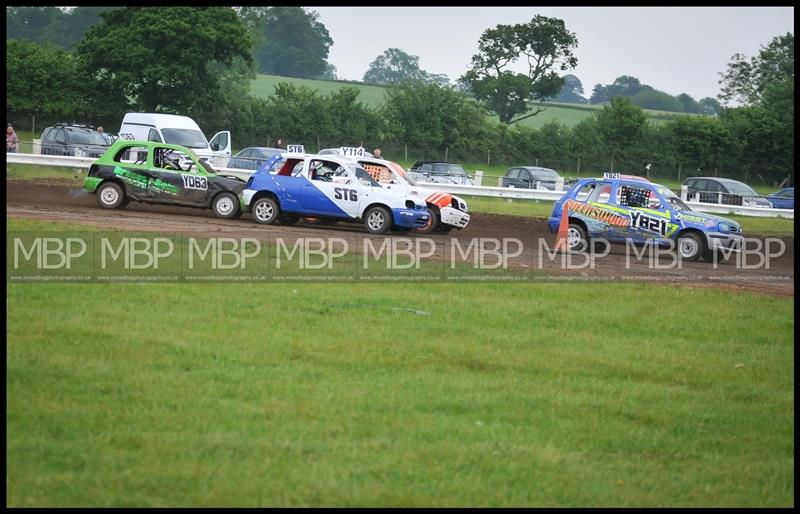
[83,140,247,218]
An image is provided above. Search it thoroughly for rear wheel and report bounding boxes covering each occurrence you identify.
[251,197,279,225]
[212,192,240,219]
[364,206,391,234]
[677,231,704,261]
[96,182,126,209]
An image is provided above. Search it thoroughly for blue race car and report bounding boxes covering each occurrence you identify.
[240,151,430,234]
[767,188,794,209]
[548,175,744,261]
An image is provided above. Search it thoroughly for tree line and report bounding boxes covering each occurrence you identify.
[5,7,793,185]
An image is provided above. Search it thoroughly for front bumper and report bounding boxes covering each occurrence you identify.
[707,232,744,252]
[439,206,470,229]
[391,208,430,228]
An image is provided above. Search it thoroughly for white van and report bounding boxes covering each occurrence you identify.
[118,113,231,164]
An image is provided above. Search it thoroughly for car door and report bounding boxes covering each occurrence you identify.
[209,131,231,156]
[302,159,360,218]
[149,146,209,207]
[616,182,673,244]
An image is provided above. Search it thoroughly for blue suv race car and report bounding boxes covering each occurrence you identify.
[240,150,430,234]
[548,175,744,261]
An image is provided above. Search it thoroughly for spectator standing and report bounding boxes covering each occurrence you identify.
[373,148,382,158]
[273,137,286,149]
[97,126,112,145]
[7,124,18,153]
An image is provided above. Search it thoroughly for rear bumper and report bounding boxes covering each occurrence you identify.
[439,206,470,229]
[241,188,256,207]
[84,176,102,193]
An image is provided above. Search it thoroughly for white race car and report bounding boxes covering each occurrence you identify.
[240,150,430,234]
[351,155,471,234]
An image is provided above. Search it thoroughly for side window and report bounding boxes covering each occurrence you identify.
[692,179,708,192]
[507,168,519,179]
[522,170,534,182]
[616,184,652,208]
[240,149,255,158]
[420,163,433,172]
[588,182,614,203]
[54,129,66,144]
[148,129,162,142]
[154,147,196,172]
[41,128,52,142]
[310,159,349,183]
[114,145,149,165]
[574,182,597,201]
[361,163,392,183]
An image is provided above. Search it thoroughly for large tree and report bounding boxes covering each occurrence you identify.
[76,7,253,114]
[253,7,333,78]
[595,97,648,170]
[552,74,587,104]
[719,32,794,106]
[6,6,119,50]
[363,48,426,86]
[461,15,578,124]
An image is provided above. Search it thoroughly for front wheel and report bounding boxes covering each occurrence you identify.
[415,207,439,234]
[251,197,279,225]
[212,192,241,219]
[96,182,126,209]
[677,232,704,261]
[364,206,392,234]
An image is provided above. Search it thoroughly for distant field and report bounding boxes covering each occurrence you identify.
[249,74,676,129]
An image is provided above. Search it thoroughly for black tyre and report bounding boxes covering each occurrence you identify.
[96,181,126,209]
[677,231,704,261]
[415,207,439,234]
[251,197,279,225]
[212,192,240,219]
[364,205,392,234]
[278,214,300,225]
[566,222,589,252]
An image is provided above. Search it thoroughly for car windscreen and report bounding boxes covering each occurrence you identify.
[389,162,418,185]
[719,180,757,196]
[532,169,559,180]
[433,164,466,176]
[667,195,691,211]
[67,129,106,145]
[161,129,209,149]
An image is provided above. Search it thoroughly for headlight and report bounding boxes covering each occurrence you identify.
[718,223,730,233]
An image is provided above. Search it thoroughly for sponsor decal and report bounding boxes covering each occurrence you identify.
[114,166,148,189]
[564,199,630,228]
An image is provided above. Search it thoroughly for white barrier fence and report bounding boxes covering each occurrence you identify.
[7,153,794,219]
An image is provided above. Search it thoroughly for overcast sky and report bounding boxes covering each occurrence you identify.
[312,6,794,101]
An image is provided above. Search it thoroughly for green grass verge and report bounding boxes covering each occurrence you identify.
[6,268,794,505]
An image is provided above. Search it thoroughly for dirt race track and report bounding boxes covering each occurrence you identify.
[6,181,794,296]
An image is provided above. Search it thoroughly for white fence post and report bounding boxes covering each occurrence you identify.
[555,177,564,192]
[32,139,41,155]
[473,170,483,186]
[680,185,688,201]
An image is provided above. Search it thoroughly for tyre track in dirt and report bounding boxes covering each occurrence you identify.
[6,182,794,295]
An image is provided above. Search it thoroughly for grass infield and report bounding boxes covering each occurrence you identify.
[5,219,795,507]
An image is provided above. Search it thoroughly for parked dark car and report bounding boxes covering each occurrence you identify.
[501,166,563,190]
[408,161,474,185]
[227,147,285,170]
[682,177,772,208]
[767,187,794,209]
[40,123,110,158]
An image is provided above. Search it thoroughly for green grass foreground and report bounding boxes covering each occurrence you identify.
[6,253,795,505]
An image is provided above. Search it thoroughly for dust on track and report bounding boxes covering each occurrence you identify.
[6,181,794,296]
